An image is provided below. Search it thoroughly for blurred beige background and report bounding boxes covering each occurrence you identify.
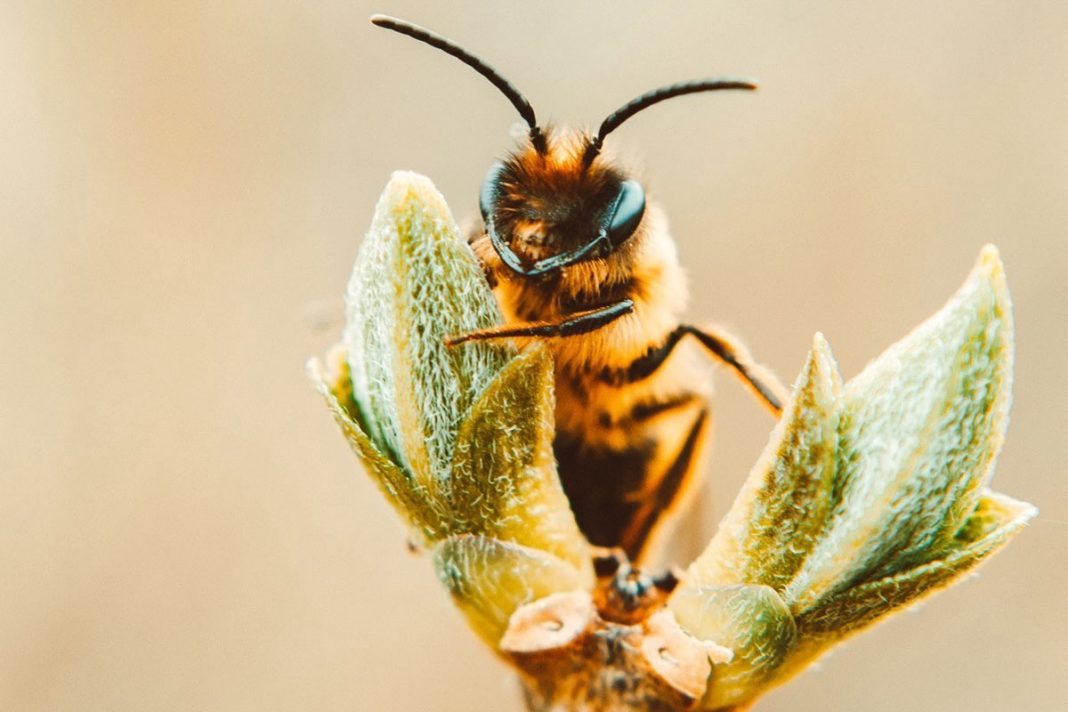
[2,1,1065,710]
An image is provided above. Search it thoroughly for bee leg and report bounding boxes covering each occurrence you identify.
[683,324,786,415]
[618,324,785,415]
[620,406,711,562]
[446,299,634,346]
[463,224,499,288]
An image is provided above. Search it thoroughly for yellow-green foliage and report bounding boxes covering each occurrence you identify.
[309,172,592,643]
[672,247,1035,710]
[312,172,1034,711]
[433,534,590,648]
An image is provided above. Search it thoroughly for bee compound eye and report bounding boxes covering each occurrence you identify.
[607,179,646,246]
[479,162,507,220]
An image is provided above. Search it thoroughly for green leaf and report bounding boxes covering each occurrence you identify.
[342,171,513,487]
[686,334,841,593]
[794,491,1035,649]
[308,347,446,542]
[316,172,593,652]
[672,247,1033,708]
[324,172,591,567]
[785,246,1015,613]
[670,584,797,711]
[319,172,1035,709]
[447,344,591,573]
[433,534,588,648]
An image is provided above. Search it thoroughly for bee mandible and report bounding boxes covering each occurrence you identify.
[371,15,786,562]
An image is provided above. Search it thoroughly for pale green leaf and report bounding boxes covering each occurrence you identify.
[342,171,513,487]
[318,171,591,571]
[793,491,1035,655]
[308,347,445,542]
[686,334,841,592]
[433,534,588,648]
[785,246,1014,613]
[448,344,591,573]
[670,584,797,711]
[673,248,1032,709]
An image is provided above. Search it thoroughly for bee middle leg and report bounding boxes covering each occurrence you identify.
[622,324,785,416]
[683,325,786,415]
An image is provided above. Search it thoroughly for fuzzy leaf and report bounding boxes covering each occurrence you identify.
[448,344,590,572]
[674,247,1032,709]
[685,334,841,592]
[309,346,445,542]
[326,172,590,561]
[785,246,1015,612]
[342,171,513,487]
[433,534,589,648]
[795,491,1035,645]
[670,584,797,711]
[316,172,593,653]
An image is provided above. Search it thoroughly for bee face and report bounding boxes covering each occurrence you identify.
[370,15,751,279]
[480,129,647,278]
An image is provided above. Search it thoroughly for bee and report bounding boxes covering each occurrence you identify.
[371,15,786,562]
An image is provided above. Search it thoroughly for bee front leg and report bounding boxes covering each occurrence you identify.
[464,224,499,289]
[445,299,634,346]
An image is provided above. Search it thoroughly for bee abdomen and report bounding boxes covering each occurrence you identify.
[596,392,700,430]
[555,405,710,560]
[553,432,654,551]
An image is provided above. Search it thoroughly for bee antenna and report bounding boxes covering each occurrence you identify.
[371,15,547,154]
[583,78,757,166]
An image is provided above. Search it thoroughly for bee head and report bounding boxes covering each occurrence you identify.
[371,15,756,277]
[479,129,647,277]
